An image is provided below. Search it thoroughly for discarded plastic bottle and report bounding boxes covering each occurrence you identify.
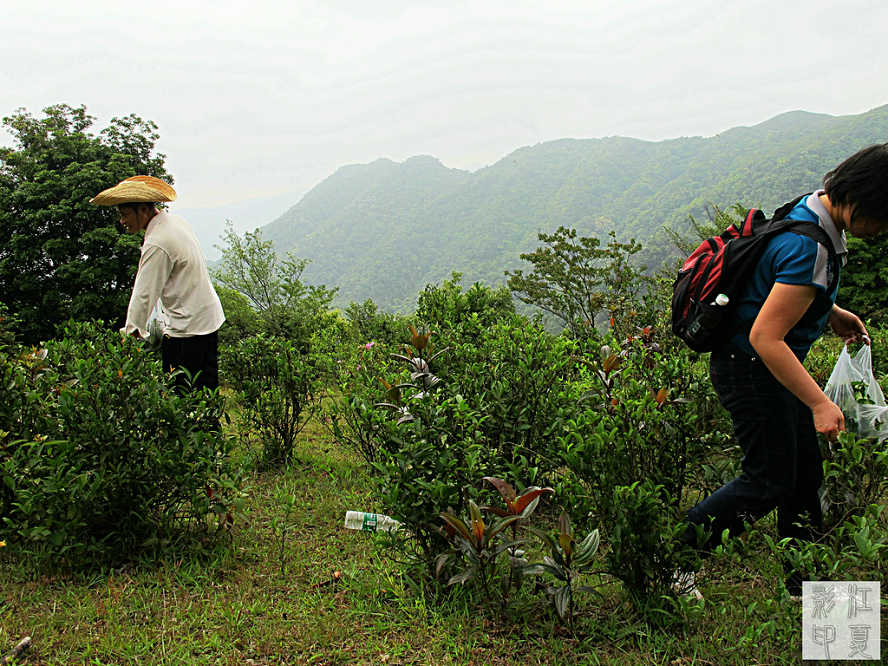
[686,294,730,345]
[344,511,402,533]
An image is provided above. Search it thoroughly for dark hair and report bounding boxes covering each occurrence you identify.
[823,143,888,224]
[117,202,157,212]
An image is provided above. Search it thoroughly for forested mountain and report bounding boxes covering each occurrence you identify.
[259,105,888,311]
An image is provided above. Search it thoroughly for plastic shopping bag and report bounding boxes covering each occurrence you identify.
[823,343,888,441]
[145,298,168,353]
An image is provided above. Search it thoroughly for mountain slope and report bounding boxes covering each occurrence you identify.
[260,105,888,311]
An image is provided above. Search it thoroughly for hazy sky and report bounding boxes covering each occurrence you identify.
[3,0,887,209]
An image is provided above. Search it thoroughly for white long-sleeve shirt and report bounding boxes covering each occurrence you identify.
[123,211,225,338]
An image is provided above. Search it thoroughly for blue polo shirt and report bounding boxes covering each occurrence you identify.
[730,192,847,360]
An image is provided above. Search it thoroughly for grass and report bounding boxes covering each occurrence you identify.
[1,417,886,665]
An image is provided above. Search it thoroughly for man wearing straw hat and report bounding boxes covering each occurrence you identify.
[91,176,225,392]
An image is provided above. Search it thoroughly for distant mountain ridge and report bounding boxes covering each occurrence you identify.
[257,105,888,312]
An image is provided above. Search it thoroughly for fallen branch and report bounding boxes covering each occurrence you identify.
[1,636,31,664]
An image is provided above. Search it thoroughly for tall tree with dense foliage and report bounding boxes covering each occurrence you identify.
[0,104,171,343]
[505,227,651,339]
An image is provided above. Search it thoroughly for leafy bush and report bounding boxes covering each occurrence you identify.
[0,321,247,564]
[323,340,399,464]
[331,318,577,568]
[212,224,338,352]
[599,480,699,601]
[438,314,578,465]
[821,432,888,530]
[553,326,726,597]
[415,272,515,339]
[222,334,318,467]
[343,328,500,568]
[345,299,412,347]
[438,500,521,612]
[372,390,494,567]
[435,477,601,621]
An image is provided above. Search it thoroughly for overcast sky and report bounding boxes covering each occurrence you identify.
[3,0,887,209]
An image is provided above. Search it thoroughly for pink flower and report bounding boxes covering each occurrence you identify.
[365,342,375,349]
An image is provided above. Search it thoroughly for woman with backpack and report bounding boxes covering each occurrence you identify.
[681,143,888,598]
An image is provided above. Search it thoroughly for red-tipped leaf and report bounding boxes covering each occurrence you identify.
[484,476,517,507]
[514,487,553,515]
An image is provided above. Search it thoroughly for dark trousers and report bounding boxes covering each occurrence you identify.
[161,330,219,394]
[684,343,823,551]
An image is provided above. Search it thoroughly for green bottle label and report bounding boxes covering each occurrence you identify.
[362,513,378,531]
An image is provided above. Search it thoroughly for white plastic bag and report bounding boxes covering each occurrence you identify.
[823,343,888,441]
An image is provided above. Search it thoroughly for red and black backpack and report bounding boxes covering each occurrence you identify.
[671,195,837,352]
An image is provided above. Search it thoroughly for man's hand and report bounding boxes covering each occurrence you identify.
[811,398,845,443]
[827,305,869,345]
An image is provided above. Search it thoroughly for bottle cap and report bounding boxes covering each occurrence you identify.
[715,294,730,306]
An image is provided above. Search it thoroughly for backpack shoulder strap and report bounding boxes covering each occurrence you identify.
[765,193,837,258]
[766,217,836,257]
[771,194,809,222]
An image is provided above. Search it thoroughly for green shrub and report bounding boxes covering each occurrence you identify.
[344,299,412,347]
[778,502,888,592]
[415,272,515,339]
[600,480,699,601]
[821,432,888,530]
[439,314,578,466]
[222,334,318,468]
[0,321,247,564]
[553,326,726,597]
[323,339,399,464]
[372,390,494,568]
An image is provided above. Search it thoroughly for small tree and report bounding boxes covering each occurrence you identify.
[663,203,746,258]
[212,223,338,349]
[505,228,650,340]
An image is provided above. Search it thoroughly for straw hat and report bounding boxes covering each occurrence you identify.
[90,176,177,206]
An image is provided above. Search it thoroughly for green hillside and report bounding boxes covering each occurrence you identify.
[260,105,888,311]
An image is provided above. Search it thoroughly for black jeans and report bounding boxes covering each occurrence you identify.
[161,330,219,394]
[685,343,823,551]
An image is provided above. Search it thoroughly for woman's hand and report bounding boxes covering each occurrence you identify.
[811,397,845,443]
[828,305,869,345]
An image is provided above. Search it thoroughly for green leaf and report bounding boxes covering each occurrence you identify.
[524,526,558,560]
[573,530,600,565]
[440,511,472,541]
[559,532,574,559]
[558,511,573,538]
[523,563,564,579]
[554,585,571,620]
[484,514,521,546]
[447,566,477,586]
